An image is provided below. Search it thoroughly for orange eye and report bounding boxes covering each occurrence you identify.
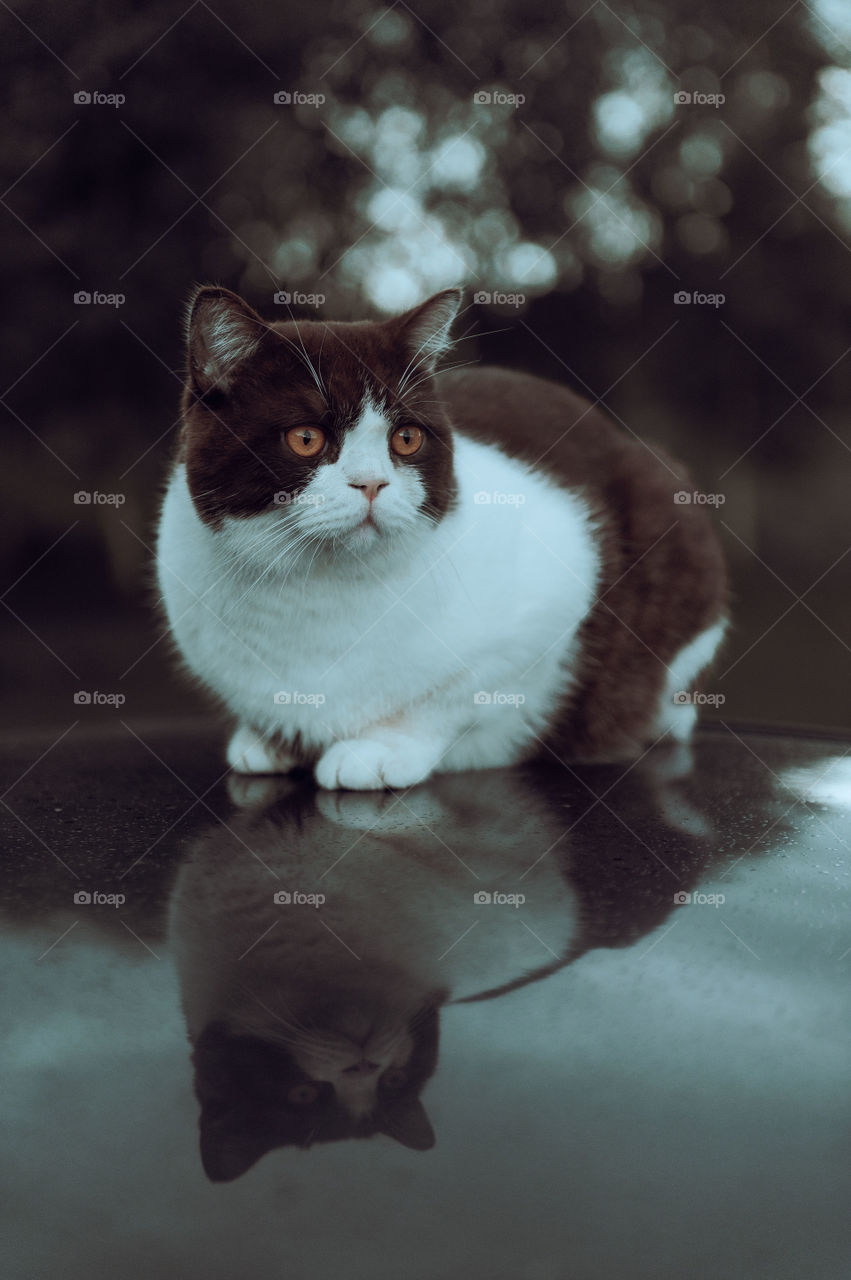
[390,425,424,457]
[285,426,325,458]
[287,1083,320,1105]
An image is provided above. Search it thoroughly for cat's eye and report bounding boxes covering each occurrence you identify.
[390,425,424,457]
[284,426,325,458]
[381,1068,408,1091]
[287,1083,320,1105]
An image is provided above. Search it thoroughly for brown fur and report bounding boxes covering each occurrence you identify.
[180,287,457,529]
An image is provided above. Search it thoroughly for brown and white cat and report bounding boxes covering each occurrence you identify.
[156,286,727,789]
[169,739,760,1180]
[169,769,581,1179]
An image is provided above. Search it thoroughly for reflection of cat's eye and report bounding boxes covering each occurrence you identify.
[284,426,325,458]
[390,425,424,456]
[381,1068,408,1090]
[287,1083,320,1105]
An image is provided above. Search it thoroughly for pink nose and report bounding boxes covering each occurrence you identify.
[349,480,388,503]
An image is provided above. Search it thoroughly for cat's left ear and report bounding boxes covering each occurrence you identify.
[379,1098,436,1151]
[393,288,463,371]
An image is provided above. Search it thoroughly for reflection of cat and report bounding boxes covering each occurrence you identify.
[170,742,788,1180]
[169,771,580,1179]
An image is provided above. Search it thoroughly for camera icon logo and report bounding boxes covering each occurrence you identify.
[74,291,92,305]
[73,491,92,504]
[73,690,92,704]
[273,291,292,304]
[273,890,292,904]
[473,891,492,904]
[673,491,692,504]
[474,90,492,104]
[673,90,691,105]
[673,291,691,305]
[672,691,692,705]
[74,890,92,904]
[473,691,492,704]
[273,91,292,105]
[673,891,691,905]
[74,91,92,104]
[473,291,491,304]
[273,691,292,704]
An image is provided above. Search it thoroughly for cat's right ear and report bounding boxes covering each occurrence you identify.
[186,285,267,395]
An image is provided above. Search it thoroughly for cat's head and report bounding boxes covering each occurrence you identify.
[192,997,442,1181]
[180,285,463,561]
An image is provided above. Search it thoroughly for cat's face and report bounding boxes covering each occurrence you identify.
[193,998,441,1181]
[180,286,462,561]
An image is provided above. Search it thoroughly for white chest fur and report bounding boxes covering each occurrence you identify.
[156,435,600,778]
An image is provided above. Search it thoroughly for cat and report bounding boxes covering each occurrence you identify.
[169,768,581,1179]
[156,285,727,789]
[170,739,764,1179]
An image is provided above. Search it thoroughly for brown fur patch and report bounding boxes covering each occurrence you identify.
[179,287,458,529]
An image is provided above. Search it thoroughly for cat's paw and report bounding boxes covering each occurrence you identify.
[226,726,297,775]
[314,736,439,791]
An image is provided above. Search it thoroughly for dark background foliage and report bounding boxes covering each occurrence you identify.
[2,0,849,731]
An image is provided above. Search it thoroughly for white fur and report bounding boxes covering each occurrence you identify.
[652,620,728,742]
[157,418,602,788]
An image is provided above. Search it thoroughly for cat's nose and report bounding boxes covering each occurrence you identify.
[348,479,388,503]
[342,1059,381,1075]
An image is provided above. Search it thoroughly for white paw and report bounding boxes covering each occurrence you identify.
[314,736,439,791]
[226,726,297,775]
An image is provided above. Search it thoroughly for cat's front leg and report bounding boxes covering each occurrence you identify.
[314,729,447,791]
[226,725,299,775]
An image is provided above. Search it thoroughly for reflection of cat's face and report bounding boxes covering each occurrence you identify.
[193,997,442,1181]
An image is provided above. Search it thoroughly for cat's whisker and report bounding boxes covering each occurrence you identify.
[278,323,327,402]
[402,358,479,400]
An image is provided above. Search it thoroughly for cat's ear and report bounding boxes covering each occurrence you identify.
[199,1108,273,1182]
[394,288,463,371]
[379,1098,436,1151]
[186,285,267,394]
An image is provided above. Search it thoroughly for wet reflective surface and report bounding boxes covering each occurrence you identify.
[1,722,850,1279]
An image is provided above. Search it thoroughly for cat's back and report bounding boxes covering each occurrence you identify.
[437,365,688,495]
